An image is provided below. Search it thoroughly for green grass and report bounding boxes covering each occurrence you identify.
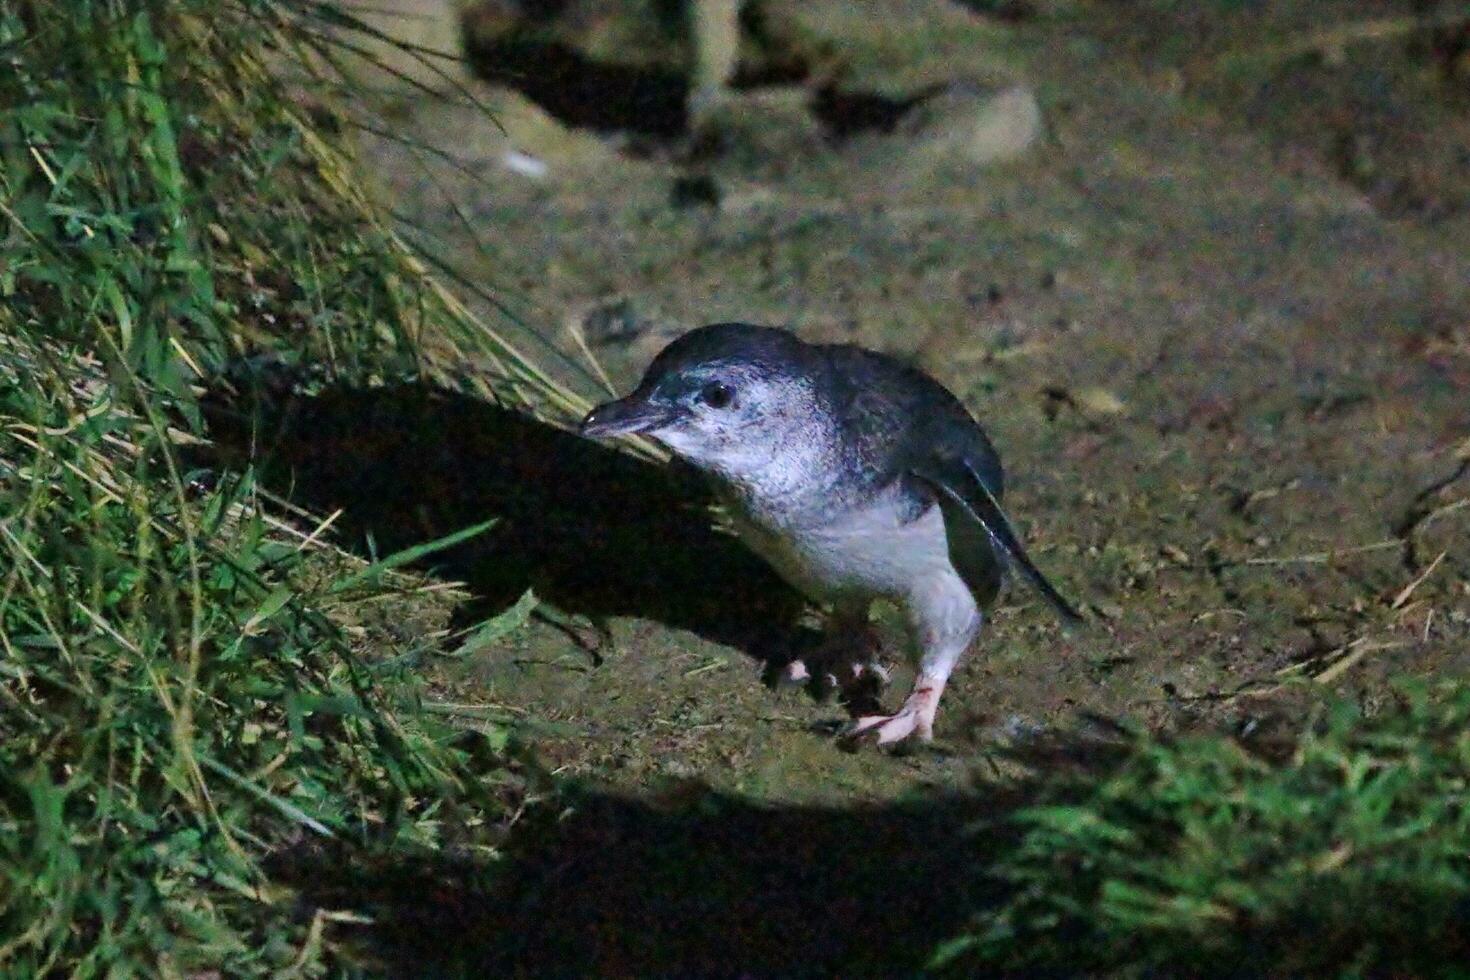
[4,0,1469,974]
[0,0,563,972]
[937,681,1470,975]
[0,340,524,974]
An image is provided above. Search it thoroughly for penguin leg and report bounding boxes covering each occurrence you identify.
[847,572,980,745]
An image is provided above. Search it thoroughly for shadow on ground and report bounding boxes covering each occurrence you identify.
[203,380,809,665]
[269,736,1470,978]
[467,37,692,138]
[263,734,1142,978]
[460,11,938,145]
[275,782,1020,978]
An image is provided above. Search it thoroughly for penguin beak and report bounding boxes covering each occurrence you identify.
[579,394,682,439]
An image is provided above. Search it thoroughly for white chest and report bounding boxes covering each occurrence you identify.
[727,490,956,604]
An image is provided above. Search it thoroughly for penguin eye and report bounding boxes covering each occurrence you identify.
[698,381,734,409]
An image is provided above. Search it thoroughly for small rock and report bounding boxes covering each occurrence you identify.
[501,149,549,179]
[1162,543,1191,565]
[964,85,1043,164]
[1000,713,1047,741]
[907,83,1042,160]
[894,81,1044,175]
[578,298,646,346]
[661,759,699,780]
[1072,386,1128,420]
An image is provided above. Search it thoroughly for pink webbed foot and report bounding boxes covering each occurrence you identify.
[844,678,943,746]
[847,708,929,745]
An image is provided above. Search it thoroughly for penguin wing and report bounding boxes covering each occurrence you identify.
[908,450,1086,628]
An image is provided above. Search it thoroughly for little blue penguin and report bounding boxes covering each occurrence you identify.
[580,323,1083,745]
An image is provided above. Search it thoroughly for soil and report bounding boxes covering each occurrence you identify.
[270,0,1470,971]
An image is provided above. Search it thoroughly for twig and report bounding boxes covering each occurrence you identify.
[1391,550,1447,610]
[294,507,344,552]
[1243,539,1399,566]
[1313,639,1409,685]
[1420,496,1469,530]
[683,657,728,678]
[565,313,619,398]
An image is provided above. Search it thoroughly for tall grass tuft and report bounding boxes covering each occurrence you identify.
[1,0,555,972]
[936,682,1470,974]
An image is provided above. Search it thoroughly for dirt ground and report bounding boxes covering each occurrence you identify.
[252,0,1470,970]
[316,0,1470,803]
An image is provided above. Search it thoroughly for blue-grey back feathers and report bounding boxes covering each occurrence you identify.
[645,323,1082,624]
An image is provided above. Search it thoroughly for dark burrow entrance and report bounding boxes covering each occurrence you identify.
[460,1,938,142]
